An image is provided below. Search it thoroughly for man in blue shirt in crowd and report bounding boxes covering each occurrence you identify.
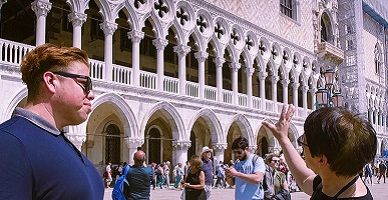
[0,44,104,199]
[124,150,154,200]
[225,136,266,200]
[201,146,214,199]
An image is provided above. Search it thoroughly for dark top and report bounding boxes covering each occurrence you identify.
[202,158,213,185]
[0,108,104,200]
[124,165,153,200]
[311,175,373,200]
[185,168,205,200]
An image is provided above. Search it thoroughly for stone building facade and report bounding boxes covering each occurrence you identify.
[0,0,385,171]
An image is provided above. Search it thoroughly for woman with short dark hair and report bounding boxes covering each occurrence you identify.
[263,105,376,200]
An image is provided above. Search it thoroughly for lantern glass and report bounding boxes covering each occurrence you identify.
[332,93,343,107]
[324,69,335,85]
[316,88,329,106]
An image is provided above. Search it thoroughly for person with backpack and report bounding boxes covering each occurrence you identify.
[225,136,266,200]
[263,154,290,200]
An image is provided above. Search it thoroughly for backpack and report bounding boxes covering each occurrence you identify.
[112,165,131,200]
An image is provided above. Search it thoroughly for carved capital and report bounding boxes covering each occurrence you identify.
[68,12,87,27]
[100,21,117,36]
[230,62,241,72]
[173,44,191,56]
[128,30,144,43]
[125,137,144,148]
[194,51,209,63]
[64,133,86,150]
[214,57,225,67]
[271,76,279,84]
[281,79,290,86]
[152,38,168,50]
[309,88,317,94]
[31,0,52,17]
[258,72,267,81]
[301,85,309,93]
[212,143,228,151]
[245,67,255,76]
[172,140,191,150]
[292,82,300,89]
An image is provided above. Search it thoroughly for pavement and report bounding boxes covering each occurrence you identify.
[104,176,388,199]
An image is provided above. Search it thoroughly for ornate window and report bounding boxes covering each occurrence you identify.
[280,0,297,20]
[374,44,382,75]
[105,124,121,164]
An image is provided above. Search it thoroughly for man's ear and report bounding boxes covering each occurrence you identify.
[42,71,57,94]
[318,154,328,167]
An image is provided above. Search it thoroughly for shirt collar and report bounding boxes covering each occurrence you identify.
[13,107,61,135]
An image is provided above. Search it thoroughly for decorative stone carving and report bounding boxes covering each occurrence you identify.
[152,38,168,50]
[31,0,52,17]
[64,133,86,150]
[194,51,208,63]
[128,30,144,43]
[99,21,117,36]
[173,44,191,56]
[68,12,87,27]
[214,57,225,67]
[212,143,227,151]
[125,137,144,148]
[230,62,241,72]
[245,67,255,76]
[172,140,191,150]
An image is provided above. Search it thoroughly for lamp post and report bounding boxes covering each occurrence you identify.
[315,69,343,108]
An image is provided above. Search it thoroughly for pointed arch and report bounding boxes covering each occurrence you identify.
[187,108,224,143]
[140,101,185,141]
[2,86,28,122]
[226,114,254,145]
[91,93,138,138]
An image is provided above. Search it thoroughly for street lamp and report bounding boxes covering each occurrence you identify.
[315,69,343,108]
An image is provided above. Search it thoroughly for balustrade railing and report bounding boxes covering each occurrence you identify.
[140,70,157,89]
[223,90,233,104]
[163,76,179,93]
[238,94,248,107]
[186,81,199,97]
[0,39,34,66]
[89,59,104,80]
[264,99,274,112]
[112,64,131,84]
[252,96,261,109]
[204,86,217,101]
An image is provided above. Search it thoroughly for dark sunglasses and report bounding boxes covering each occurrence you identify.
[297,135,308,147]
[271,160,280,163]
[52,71,92,94]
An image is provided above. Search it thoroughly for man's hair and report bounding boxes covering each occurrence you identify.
[264,153,279,164]
[231,136,249,150]
[304,107,377,176]
[20,43,89,101]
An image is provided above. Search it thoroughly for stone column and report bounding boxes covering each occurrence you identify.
[31,0,52,46]
[309,88,317,110]
[246,67,255,108]
[281,79,289,104]
[174,45,191,95]
[302,85,309,109]
[271,76,279,103]
[65,134,86,151]
[129,30,144,86]
[249,145,258,154]
[292,82,299,107]
[100,22,117,82]
[173,141,191,167]
[212,143,227,163]
[214,57,225,102]
[152,38,168,91]
[258,72,267,109]
[230,62,241,105]
[68,12,87,48]
[194,51,209,99]
[125,138,144,165]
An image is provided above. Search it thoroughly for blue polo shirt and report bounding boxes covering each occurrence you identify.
[0,108,104,200]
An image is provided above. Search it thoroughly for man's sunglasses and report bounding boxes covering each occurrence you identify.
[52,71,93,94]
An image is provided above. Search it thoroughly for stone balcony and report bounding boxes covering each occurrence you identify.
[317,42,344,64]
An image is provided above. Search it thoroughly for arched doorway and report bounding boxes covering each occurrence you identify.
[147,126,162,164]
[105,123,121,164]
[224,122,242,163]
